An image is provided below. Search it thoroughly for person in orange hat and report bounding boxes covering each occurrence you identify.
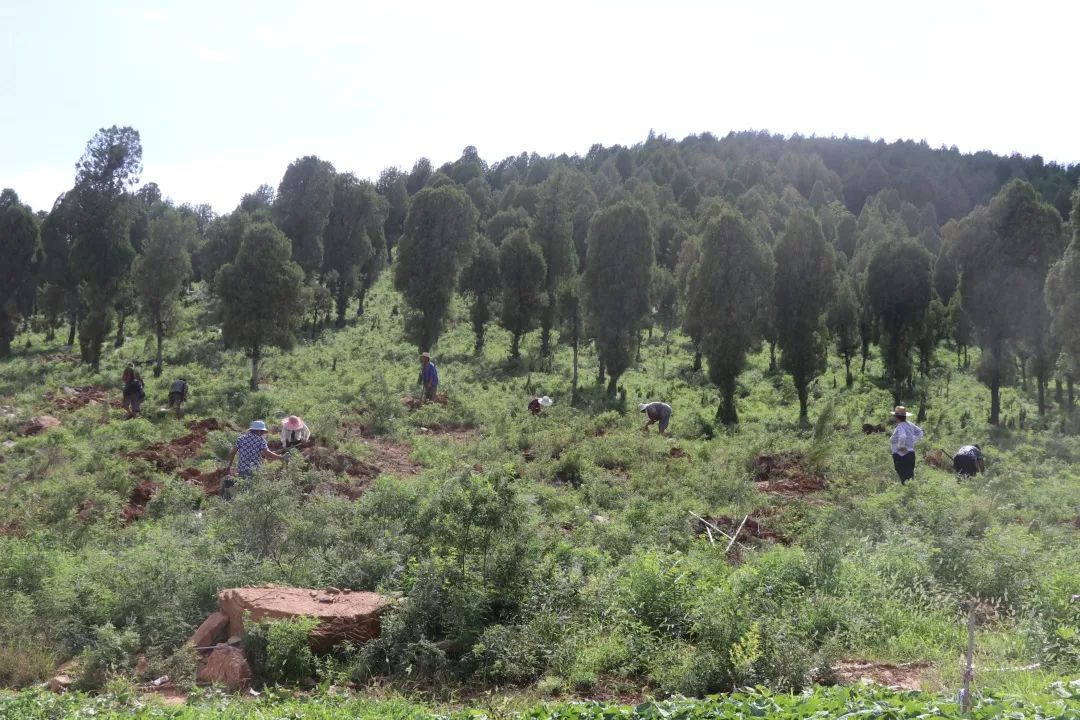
[280,415,311,449]
[889,405,924,484]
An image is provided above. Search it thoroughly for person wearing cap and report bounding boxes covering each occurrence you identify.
[224,420,285,498]
[952,444,985,477]
[889,405,924,484]
[280,415,311,449]
[528,396,554,416]
[168,378,188,418]
[418,351,439,402]
[639,401,672,436]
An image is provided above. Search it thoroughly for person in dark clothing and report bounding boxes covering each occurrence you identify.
[168,378,188,418]
[418,351,439,402]
[952,444,985,477]
[121,363,144,419]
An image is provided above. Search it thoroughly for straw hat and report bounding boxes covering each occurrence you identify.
[249,420,269,432]
[420,351,431,359]
[638,403,649,412]
[892,405,912,419]
[539,396,553,407]
[282,415,304,431]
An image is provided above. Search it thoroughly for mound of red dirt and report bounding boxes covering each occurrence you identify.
[218,586,388,653]
[754,451,827,495]
[128,418,222,471]
[179,467,228,495]
[832,660,927,691]
[923,449,953,471]
[20,415,61,436]
[121,480,160,522]
[48,386,114,411]
[302,445,382,478]
[669,446,688,459]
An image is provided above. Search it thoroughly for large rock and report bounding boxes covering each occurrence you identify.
[218,586,387,653]
[48,674,73,693]
[196,644,251,691]
[187,611,230,648]
[21,415,61,437]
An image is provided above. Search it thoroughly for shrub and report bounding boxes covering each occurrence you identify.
[77,623,141,690]
[243,615,320,685]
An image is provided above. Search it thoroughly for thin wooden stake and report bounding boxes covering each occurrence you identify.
[961,599,976,713]
[688,511,733,542]
[725,514,749,554]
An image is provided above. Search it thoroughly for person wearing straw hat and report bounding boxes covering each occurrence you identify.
[224,420,285,498]
[639,401,673,436]
[418,351,439,402]
[528,395,554,416]
[889,405,924,484]
[280,415,311,449]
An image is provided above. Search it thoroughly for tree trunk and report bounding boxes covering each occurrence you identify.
[844,355,853,388]
[335,284,348,328]
[355,287,368,317]
[250,346,261,391]
[571,338,579,406]
[768,341,777,373]
[67,309,78,347]
[963,345,968,367]
[860,344,869,374]
[1068,375,1075,411]
[154,321,164,377]
[989,377,1001,426]
[0,330,10,359]
[540,324,551,357]
[893,375,902,406]
[797,382,809,426]
[606,375,618,397]
[598,358,605,385]
[718,374,738,426]
[510,332,521,360]
[692,350,702,372]
[114,313,126,348]
[1055,378,1064,407]
[1037,374,1046,417]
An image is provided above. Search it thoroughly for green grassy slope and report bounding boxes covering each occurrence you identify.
[1,276,1079,701]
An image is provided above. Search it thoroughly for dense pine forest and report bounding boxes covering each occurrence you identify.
[2,127,1080,716]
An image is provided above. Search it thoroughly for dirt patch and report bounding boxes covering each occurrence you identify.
[669,446,688,459]
[753,451,827,495]
[696,514,787,544]
[128,418,223,472]
[923,449,953,471]
[121,480,160,523]
[597,458,631,472]
[359,438,421,477]
[402,394,449,410]
[862,423,887,434]
[832,660,927,691]
[0,521,24,538]
[48,386,114,411]
[179,467,228,495]
[20,415,61,436]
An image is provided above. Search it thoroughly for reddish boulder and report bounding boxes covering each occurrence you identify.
[218,586,387,653]
[187,611,230,648]
[196,644,251,691]
[21,415,61,437]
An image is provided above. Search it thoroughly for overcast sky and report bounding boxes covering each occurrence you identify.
[2,0,1076,214]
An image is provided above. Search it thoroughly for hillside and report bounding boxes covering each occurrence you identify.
[2,271,1079,706]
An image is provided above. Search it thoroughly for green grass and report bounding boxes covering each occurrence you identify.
[1,276,1079,702]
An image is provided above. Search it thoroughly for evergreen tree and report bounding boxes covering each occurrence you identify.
[684,208,772,424]
[459,237,501,353]
[1045,189,1080,411]
[0,190,42,357]
[217,222,305,390]
[952,180,1063,424]
[866,237,933,403]
[828,274,860,387]
[376,166,409,262]
[134,208,194,376]
[498,229,547,360]
[323,173,378,327]
[274,156,336,277]
[69,126,142,370]
[773,209,836,423]
[37,192,78,342]
[556,276,584,404]
[584,201,654,395]
[531,172,577,355]
[393,185,478,350]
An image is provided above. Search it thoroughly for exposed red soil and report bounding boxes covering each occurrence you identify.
[754,451,827,495]
[696,513,788,544]
[127,418,222,472]
[0,521,24,538]
[121,480,160,523]
[832,660,927,691]
[76,499,95,523]
[522,449,536,462]
[179,467,229,495]
[669,446,688,459]
[402,393,449,410]
[47,386,115,411]
[19,415,61,436]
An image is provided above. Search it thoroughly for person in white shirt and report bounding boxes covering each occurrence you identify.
[280,415,311,449]
[889,405,924,484]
